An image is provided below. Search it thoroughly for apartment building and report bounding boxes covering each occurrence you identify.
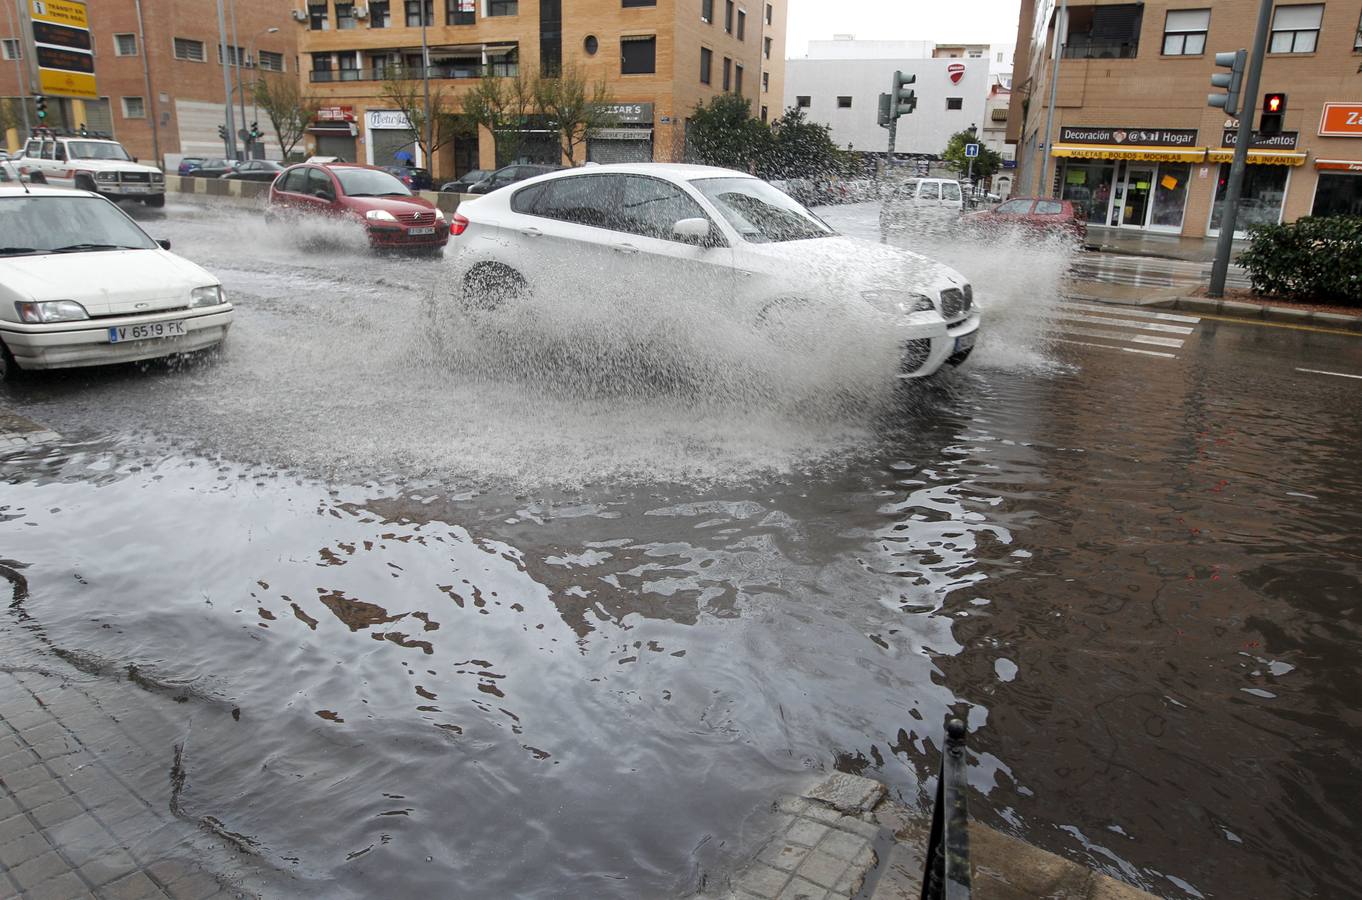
[293,0,785,178]
[1,0,296,164]
[1009,0,1362,239]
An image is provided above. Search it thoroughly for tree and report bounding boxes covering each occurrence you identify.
[687,93,771,172]
[764,107,851,180]
[534,65,616,166]
[379,66,457,169]
[253,76,320,161]
[941,129,1003,184]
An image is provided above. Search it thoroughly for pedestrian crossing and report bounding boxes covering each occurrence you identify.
[1049,300,1201,359]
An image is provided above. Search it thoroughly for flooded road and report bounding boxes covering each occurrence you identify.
[3,199,1362,898]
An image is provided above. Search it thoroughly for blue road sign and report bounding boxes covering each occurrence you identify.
[964,143,980,158]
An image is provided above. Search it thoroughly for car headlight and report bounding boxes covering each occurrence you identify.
[151,173,164,183]
[15,300,90,323]
[365,210,397,222]
[861,290,936,313]
[189,285,226,308]
[433,208,446,221]
[95,172,118,182]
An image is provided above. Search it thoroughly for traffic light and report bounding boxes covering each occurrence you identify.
[1206,50,1246,117]
[218,124,227,141]
[1260,92,1286,135]
[892,71,917,116]
[877,93,891,128]
[34,94,48,121]
[250,121,260,140]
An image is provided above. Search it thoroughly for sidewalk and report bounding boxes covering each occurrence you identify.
[1085,226,1246,263]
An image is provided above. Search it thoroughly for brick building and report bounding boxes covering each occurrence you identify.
[294,0,787,180]
[1008,0,1362,238]
[1,0,297,166]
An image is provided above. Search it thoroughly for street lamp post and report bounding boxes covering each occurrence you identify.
[215,0,237,158]
[421,0,433,172]
[235,25,279,158]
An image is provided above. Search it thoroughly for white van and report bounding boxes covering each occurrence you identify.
[879,177,965,230]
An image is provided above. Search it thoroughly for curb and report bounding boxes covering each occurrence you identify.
[1150,295,1362,331]
[166,176,472,215]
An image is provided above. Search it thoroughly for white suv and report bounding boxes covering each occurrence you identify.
[17,131,166,207]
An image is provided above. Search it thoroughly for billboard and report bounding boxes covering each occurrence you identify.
[29,0,97,100]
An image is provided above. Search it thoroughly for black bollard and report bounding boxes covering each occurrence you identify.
[921,716,972,900]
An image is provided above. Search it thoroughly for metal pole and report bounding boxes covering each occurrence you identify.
[887,117,897,166]
[421,0,432,172]
[4,0,30,133]
[1208,0,1273,298]
[215,0,237,158]
[132,0,160,166]
[230,0,247,157]
[1037,0,1067,197]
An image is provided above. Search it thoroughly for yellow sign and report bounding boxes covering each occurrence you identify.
[30,0,88,29]
[38,68,97,100]
[1160,175,1179,191]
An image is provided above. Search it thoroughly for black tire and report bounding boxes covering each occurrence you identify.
[0,338,26,383]
[461,263,527,311]
[74,176,97,193]
[26,170,46,184]
[144,193,166,208]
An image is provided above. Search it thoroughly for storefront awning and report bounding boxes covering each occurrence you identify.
[308,123,356,136]
[1050,143,1206,163]
[1315,158,1362,172]
[1205,149,1307,166]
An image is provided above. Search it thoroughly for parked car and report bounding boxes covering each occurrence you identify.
[450,163,980,378]
[267,162,450,253]
[16,132,166,206]
[224,160,286,182]
[464,164,561,195]
[177,157,206,176]
[190,158,238,179]
[441,169,492,194]
[965,197,1087,244]
[879,177,965,230]
[0,185,232,380]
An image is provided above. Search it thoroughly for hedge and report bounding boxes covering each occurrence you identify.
[1238,216,1362,307]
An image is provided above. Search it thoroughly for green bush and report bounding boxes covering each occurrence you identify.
[1238,215,1362,306]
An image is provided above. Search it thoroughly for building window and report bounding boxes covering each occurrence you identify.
[487,0,517,16]
[173,37,206,62]
[968,49,983,57]
[762,70,768,92]
[700,46,712,84]
[308,3,328,30]
[540,0,561,75]
[1,38,20,60]
[946,97,963,110]
[218,44,249,66]
[735,63,743,93]
[702,0,713,23]
[1356,11,1362,50]
[311,54,333,81]
[722,56,731,90]
[1063,3,1142,58]
[406,0,434,25]
[996,50,1004,61]
[621,35,655,74]
[737,9,746,39]
[488,45,518,75]
[1269,4,1322,53]
[796,95,810,108]
[584,35,598,54]
[765,2,772,24]
[370,0,391,27]
[622,0,655,6]
[114,33,138,56]
[764,36,771,58]
[259,50,285,72]
[121,97,145,118]
[760,105,768,122]
[336,3,357,28]
[724,0,734,33]
[837,95,851,108]
[1163,9,1209,55]
[448,0,475,24]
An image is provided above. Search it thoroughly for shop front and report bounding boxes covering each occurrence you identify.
[1051,126,1205,233]
[308,106,358,162]
[364,110,422,169]
[1205,129,1305,237]
[1312,159,1362,217]
[586,102,655,164]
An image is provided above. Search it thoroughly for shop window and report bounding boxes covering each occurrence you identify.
[1149,163,1191,229]
[1163,9,1209,55]
[621,36,655,74]
[1312,174,1362,217]
[700,46,712,84]
[1269,4,1322,54]
[1063,4,1143,59]
[1060,161,1114,225]
[1210,164,1288,234]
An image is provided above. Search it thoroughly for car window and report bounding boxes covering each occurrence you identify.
[494,169,517,186]
[41,141,55,160]
[53,143,67,162]
[535,174,619,229]
[997,199,1033,214]
[67,141,133,161]
[919,182,941,200]
[333,168,410,197]
[691,177,835,244]
[280,168,308,193]
[306,168,335,197]
[1034,200,1064,216]
[618,176,710,241]
[942,183,961,202]
[511,183,547,214]
[24,140,40,157]
[0,195,157,255]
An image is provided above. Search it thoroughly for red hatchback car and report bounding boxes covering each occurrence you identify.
[267,163,450,252]
[967,197,1087,244]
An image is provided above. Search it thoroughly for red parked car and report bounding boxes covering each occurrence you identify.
[966,197,1087,244]
[267,163,450,253]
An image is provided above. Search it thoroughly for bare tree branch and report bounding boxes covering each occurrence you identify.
[252,77,320,161]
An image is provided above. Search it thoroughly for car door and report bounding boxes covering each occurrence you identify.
[507,173,621,299]
[613,174,733,306]
[303,167,343,218]
[271,166,310,213]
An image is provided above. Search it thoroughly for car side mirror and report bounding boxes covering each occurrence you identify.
[157,239,172,250]
[673,217,711,243]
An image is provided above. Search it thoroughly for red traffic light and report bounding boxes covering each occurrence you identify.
[1263,92,1285,114]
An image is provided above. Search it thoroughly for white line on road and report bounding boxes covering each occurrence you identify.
[1063,326,1186,348]
[1296,368,1362,380]
[1059,301,1201,324]
[1051,338,1178,358]
[1054,311,1196,334]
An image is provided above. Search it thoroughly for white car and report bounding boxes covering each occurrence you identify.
[0,185,232,380]
[449,163,980,378]
[16,132,166,206]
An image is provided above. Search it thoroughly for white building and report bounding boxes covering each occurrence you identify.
[783,56,991,157]
[802,37,936,59]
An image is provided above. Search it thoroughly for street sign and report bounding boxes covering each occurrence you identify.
[964,143,980,158]
[29,0,97,100]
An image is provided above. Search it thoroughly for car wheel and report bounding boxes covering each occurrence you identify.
[461,263,527,311]
[144,194,166,208]
[0,339,26,383]
[26,170,46,184]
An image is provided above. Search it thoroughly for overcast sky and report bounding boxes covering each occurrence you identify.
[784,0,1025,57]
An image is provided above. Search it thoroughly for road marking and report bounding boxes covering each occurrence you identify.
[1060,300,1201,324]
[1054,311,1196,334]
[1051,338,1177,358]
[1193,312,1362,337]
[1064,326,1185,348]
[1297,367,1362,380]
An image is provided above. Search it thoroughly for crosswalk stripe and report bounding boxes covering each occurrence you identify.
[1059,301,1201,324]
[1064,326,1186,348]
[1053,311,1195,334]
[1051,338,1178,358]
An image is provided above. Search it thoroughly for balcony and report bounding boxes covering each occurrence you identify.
[1061,38,1138,59]
[310,57,518,83]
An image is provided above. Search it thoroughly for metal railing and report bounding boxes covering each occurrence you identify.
[921,718,972,900]
[310,63,517,83]
[1061,38,1139,59]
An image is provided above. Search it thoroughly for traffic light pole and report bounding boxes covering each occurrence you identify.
[1209,0,1273,298]
[886,117,896,166]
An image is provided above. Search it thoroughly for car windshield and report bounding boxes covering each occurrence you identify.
[67,141,134,161]
[690,177,834,243]
[334,168,411,197]
[0,195,157,256]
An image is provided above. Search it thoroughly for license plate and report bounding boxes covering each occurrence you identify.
[118,185,148,193]
[108,320,186,343]
[954,332,977,353]
[409,226,435,236]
